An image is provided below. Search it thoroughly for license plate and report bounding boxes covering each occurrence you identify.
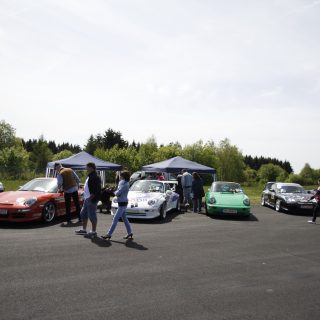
[0,209,7,215]
[300,205,313,209]
[223,209,237,214]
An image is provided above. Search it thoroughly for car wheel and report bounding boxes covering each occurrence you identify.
[159,204,167,220]
[261,195,266,206]
[275,199,282,212]
[42,202,56,223]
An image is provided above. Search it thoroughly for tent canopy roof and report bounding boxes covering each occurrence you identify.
[47,151,122,171]
[141,156,216,174]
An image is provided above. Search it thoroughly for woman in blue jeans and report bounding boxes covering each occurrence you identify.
[102,171,133,240]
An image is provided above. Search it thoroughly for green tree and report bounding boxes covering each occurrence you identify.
[52,150,73,161]
[0,144,29,179]
[258,163,286,184]
[84,134,98,154]
[136,136,158,168]
[29,136,53,174]
[215,139,245,182]
[299,163,315,185]
[244,167,258,186]
[287,173,304,184]
[0,120,16,149]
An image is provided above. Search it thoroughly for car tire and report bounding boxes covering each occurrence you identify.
[42,202,56,223]
[261,195,266,206]
[159,203,167,220]
[275,199,282,212]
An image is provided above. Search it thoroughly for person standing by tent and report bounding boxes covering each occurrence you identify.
[181,169,193,210]
[192,172,205,213]
[75,162,101,237]
[55,162,81,223]
[102,170,133,240]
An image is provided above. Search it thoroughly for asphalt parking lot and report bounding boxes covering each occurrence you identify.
[0,205,320,320]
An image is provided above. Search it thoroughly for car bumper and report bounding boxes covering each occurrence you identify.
[281,203,314,212]
[111,206,161,219]
[206,204,250,216]
[0,208,42,222]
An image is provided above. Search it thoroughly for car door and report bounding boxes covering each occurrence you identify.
[268,183,277,207]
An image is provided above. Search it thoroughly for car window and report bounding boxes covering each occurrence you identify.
[277,186,304,193]
[130,180,164,193]
[212,182,242,192]
[19,179,58,193]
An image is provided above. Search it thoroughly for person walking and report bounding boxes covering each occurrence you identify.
[308,178,320,224]
[75,162,101,237]
[181,169,193,211]
[102,170,133,240]
[192,172,205,213]
[54,162,81,223]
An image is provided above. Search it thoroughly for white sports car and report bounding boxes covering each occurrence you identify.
[111,180,180,220]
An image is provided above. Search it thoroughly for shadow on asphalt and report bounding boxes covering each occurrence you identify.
[126,211,182,225]
[205,213,259,222]
[262,205,314,217]
[59,220,83,228]
[0,216,68,229]
[86,236,148,250]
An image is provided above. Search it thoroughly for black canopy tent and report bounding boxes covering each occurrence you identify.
[142,156,216,179]
[46,151,122,186]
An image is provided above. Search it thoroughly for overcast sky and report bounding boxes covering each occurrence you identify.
[0,0,319,173]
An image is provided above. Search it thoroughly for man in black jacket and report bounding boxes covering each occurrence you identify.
[75,162,101,237]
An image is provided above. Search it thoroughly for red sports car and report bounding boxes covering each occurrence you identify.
[0,178,83,223]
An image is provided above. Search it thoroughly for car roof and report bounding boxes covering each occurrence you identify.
[275,182,302,187]
[213,181,240,184]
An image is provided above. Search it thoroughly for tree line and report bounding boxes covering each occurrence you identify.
[0,120,319,185]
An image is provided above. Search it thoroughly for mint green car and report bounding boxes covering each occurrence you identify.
[205,182,251,216]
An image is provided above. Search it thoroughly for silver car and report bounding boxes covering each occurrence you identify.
[0,182,4,192]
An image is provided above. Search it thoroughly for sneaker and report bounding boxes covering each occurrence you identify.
[75,229,87,235]
[87,231,97,237]
[308,220,316,224]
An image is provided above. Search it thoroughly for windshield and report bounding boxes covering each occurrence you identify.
[19,179,58,193]
[211,182,242,193]
[130,180,164,193]
[277,185,305,193]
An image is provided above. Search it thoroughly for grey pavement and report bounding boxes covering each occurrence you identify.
[0,205,320,320]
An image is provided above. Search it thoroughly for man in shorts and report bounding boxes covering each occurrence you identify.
[75,162,101,237]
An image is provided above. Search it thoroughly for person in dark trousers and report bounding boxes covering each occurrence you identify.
[181,169,193,210]
[191,172,205,213]
[308,178,320,224]
[176,174,184,205]
[55,163,81,223]
[75,162,101,237]
[102,170,133,240]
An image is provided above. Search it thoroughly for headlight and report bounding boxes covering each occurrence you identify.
[148,199,157,206]
[24,197,37,206]
[243,198,250,206]
[208,196,216,204]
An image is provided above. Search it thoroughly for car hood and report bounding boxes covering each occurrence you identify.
[0,191,48,206]
[280,193,312,201]
[213,192,247,205]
